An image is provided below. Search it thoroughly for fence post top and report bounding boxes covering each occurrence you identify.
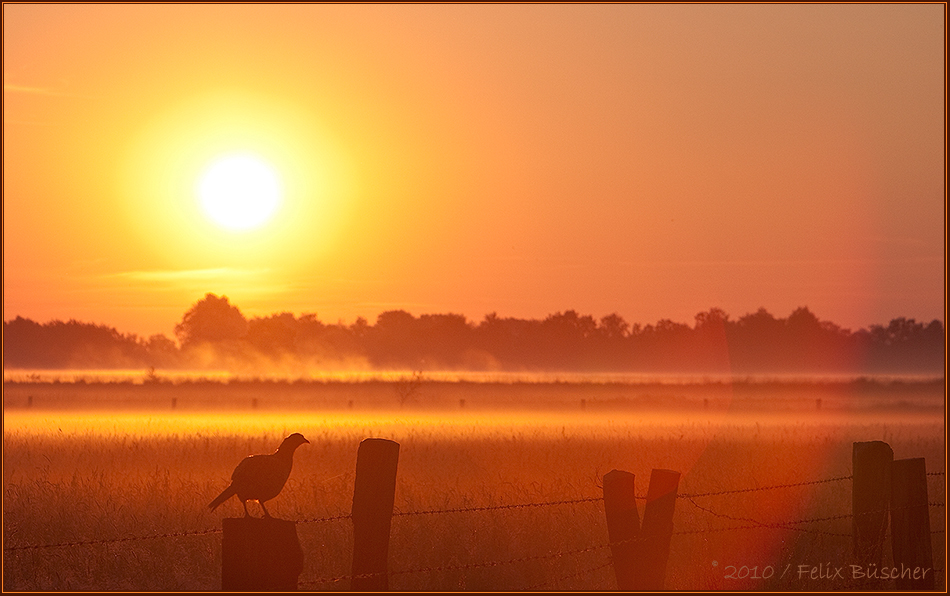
[853,440,894,454]
[360,437,400,447]
[646,469,681,501]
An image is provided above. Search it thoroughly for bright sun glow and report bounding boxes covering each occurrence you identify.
[197,153,282,231]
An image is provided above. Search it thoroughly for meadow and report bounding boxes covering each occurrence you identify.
[2,376,945,591]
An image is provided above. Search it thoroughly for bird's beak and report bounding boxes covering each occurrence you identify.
[304,438,310,444]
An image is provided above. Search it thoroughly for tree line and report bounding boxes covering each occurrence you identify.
[3,293,945,374]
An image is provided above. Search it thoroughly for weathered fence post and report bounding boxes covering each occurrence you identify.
[890,457,934,590]
[603,470,639,590]
[633,469,680,590]
[351,438,400,591]
[852,440,893,567]
[222,517,303,591]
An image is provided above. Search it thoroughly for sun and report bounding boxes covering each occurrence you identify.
[197,153,282,231]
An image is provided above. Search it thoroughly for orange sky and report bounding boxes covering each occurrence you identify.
[3,4,945,340]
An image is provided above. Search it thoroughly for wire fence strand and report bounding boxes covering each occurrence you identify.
[297,513,352,524]
[392,496,603,517]
[680,495,853,537]
[4,467,944,588]
[680,475,852,498]
[3,527,222,552]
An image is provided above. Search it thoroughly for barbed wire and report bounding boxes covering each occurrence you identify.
[4,513,354,552]
[4,473,942,553]
[681,495,853,537]
[680,475,852,498]
[297,513,352,524]
[680,497,947,540]
[297,571,367,587]
[3,527,221,552]
[393,496,603,517]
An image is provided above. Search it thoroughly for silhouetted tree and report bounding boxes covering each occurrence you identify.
[731,308,785,371]
[599,313,630,340]
[636,319,692,371]
[368,310,421,368]
[417,313,472,367]
[247,312,298,356]
[692,308,732,372]
[3,299,944,374]
[175,294,248,348]
[863,317,946,372]
[144,333,181,367]
[2,316,149,368]
[782,306,855,370]
[535,310,598,369]
[474,313,543,368]
[592,313,633,369]
[349,317,370,341]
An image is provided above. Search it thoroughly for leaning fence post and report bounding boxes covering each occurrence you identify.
[633,469,680,590]
[350,438,400,591]
[603,470,639,590]
[852,440,893,567]
[221,517,303,591]
[890,458,934,590]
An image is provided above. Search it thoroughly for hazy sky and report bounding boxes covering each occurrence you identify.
[3,4,945,339]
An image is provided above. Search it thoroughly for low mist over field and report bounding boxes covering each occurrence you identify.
[2,372,945,414]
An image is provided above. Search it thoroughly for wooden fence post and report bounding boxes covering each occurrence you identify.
[602,470,639,590]
[633,469,680,590]
[852,440,893,567]
[351,438,400,591]
[222,517,303,591]
[890,458,934,590]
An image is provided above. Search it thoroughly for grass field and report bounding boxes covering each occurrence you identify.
[2,378,945,591]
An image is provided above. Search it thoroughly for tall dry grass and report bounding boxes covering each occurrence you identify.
[2,381,945,591]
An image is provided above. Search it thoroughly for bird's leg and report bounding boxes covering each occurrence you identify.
[261,502,272,518]
[242,500,251,517]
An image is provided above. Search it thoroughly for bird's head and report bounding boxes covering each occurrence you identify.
[279,433,310,452]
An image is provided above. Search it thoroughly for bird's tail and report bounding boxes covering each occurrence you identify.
[208,485,236,512]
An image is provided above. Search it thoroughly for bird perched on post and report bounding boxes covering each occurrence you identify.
[209,433,310,518]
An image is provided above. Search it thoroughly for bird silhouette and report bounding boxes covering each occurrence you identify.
[208,433,310,518]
